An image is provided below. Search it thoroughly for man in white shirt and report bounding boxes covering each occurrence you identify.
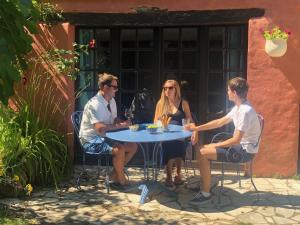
[185,77,261,204]
[79,73,137,187]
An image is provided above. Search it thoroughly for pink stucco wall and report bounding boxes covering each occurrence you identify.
[53,0,299,176]
[32,23,75,160]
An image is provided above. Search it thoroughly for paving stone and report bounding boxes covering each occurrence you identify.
[226,207,253,216]
[265,216,274,223]
[1,167,300,225]
[257,206,275,217]
[236,212,267,224]
[202,212,235,221]
[273,216,296,224]
[276,207,295,218]
[291,215,300,222]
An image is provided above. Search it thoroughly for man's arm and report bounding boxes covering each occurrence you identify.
[208,130,244,148]
[185,115,232,132]
[94,121,130,136]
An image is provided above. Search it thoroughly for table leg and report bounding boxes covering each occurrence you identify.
[134,142,177,204]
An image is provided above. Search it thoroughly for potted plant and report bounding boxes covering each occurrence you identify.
[261,26,291,57]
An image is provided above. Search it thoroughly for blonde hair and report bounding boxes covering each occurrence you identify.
[98,72,118,90]
[156,80,181,118]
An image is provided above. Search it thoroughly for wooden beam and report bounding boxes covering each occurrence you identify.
[63,8,265,27]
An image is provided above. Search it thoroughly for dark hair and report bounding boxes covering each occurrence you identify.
[98,73,118,90]
[228,77,248,99]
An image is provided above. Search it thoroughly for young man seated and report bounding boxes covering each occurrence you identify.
[79,73,137,187]
[185,77,261,204]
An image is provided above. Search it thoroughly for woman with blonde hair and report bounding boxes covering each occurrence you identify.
[154,80,198,187]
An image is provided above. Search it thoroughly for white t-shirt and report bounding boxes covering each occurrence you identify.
[79,93,117,144]
[225,101,261,153]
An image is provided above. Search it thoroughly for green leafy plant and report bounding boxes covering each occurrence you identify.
[0,101,69,188]
[0,0,39,105]
[37,2,63,26]
[261,26,291,40]
[44,43,89,80]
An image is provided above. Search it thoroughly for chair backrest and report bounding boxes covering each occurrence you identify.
[255,114,264,148]
[71,111,83,137]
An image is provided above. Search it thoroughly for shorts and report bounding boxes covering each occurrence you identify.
[216,145,255,163]
[82,136,115,155]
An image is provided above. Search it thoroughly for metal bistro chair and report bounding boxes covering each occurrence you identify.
[71,111,112,193]
[211,114,264,203]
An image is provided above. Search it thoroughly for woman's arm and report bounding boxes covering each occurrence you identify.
[182,99,193,122]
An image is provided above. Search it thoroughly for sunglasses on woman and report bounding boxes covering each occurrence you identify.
[163,86,174,91]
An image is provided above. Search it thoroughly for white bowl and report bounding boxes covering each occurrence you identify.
[129,124,139,131]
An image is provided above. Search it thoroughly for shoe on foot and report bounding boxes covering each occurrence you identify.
[190,192,211,205]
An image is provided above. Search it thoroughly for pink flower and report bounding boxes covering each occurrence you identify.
[89,39,96,48]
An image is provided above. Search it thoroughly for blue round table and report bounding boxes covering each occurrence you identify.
[106,124,192,204]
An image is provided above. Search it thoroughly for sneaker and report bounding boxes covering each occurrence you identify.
[190,192,211,205]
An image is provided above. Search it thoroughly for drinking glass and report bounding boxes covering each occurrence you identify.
[182,118,191,127]
[124,108,133,122]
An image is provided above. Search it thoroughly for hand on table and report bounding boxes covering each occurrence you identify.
[184,123,197,131]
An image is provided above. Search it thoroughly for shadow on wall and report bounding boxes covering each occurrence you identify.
[12,24,74,135]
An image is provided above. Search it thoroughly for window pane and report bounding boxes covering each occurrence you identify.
[208,94,225,114]
[182,52,198,69]
[139,51,153,69]
[121,72,136,90]
[78,71,94,91]
[138,29,153,48]
[184,94,198,113]
[182,28,197,48]
[95,29,110,48]
[138,72,153,90]
[96,48,110,69]
[80,50,94,70]
[121,93,135,108]
[121,51,136,69]
[209,27,224,48]
[181,73,199,93]
[209,51,223,70]
[79,29,93,45]
[208,73,224,93]
[228,27,242,48]
[163,28,179,48]
[163,71,178,81]
[228,50,242,69]
[77,91,94,110]
[121,29,136,48]
[164,51,178,69]
[228,72,243,80]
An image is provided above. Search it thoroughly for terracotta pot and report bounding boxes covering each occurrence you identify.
[265,39,287,57]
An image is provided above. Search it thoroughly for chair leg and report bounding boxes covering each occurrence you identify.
[76,152,87,190]
[237,163,241,188]
[218,162,225,203]
[105,155,110,194]
[249,161,259,201]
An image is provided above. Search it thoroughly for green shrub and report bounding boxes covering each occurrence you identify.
[0,99,69,188]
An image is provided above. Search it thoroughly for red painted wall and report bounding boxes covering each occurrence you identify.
[52,0,299,176]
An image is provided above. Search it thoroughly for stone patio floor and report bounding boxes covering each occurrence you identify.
[1,166,300,225]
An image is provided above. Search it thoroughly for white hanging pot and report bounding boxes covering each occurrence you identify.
[265,39,287,57]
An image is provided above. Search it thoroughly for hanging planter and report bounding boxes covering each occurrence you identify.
[265,39,287,57]
[261,26,291,57]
